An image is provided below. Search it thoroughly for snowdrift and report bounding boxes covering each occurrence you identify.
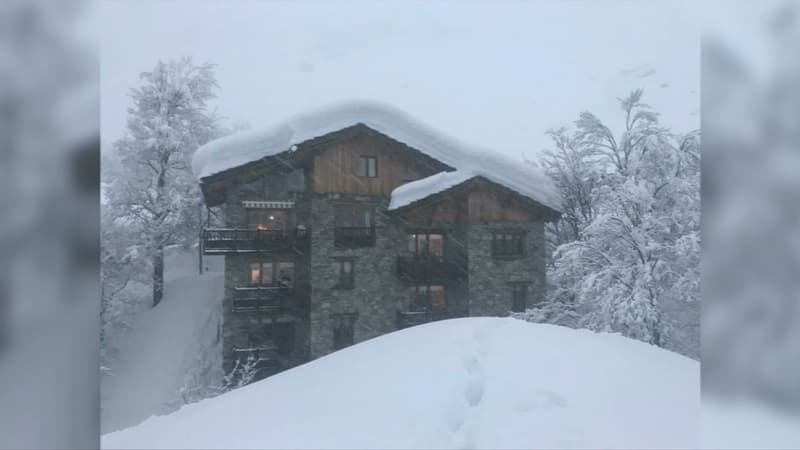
[191,101,561,212]
[102,318,698,449]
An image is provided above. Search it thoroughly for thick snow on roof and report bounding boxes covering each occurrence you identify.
[192,101,561,212]
[103,318,699,449]
[388,170,476,210]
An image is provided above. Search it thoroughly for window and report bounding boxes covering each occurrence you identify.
[491,231,525,258]
[334,206,376,247]
[410,285,446,311]
[249,261,294,287]
[510,283,528,312]
[408,232,444,258]
[357,156,377,177]
[246,209,288,231]
[335,207,373,228]
[334,259,354,289]
[332,313,357,350]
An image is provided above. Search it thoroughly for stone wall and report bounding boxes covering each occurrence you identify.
[221,172,311,374]
[467,221,546,316]
[307,194,409,359]
[219,168,550,369]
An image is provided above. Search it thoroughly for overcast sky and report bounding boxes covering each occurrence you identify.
[101,1,702,163]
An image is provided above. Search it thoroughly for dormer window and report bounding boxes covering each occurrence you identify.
[357,156,377,177]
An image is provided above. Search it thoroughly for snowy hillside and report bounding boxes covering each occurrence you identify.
[101,248,224,434]
[103,318,699,449]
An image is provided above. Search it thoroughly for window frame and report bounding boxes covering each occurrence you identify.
[248,259,295,287]
[333,258,355,289]
[334,205,375,228]
[334,205,376,248]
[331,313,358,351]
[491,230,526,258]
[356,155,378,178]
[510,282,529,313]
[410,284,447,311]
[408,231,445,259]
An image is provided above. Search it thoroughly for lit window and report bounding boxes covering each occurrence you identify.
[248,261,293,287]
[249,263,260,285]
[409,232,444,258]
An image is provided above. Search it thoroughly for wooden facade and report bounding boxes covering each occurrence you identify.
[394,178,553,224]
[311,131,440,196]
[466,179,544,222]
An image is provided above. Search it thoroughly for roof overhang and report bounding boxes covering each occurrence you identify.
[198,123,453,207]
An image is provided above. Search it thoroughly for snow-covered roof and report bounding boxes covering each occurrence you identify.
[388,170,476,210]
[192,101,561,212]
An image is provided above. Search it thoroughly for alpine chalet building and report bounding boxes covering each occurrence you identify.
[193,103,561,379]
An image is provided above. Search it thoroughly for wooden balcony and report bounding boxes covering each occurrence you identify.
[334,227,376,248]
[396,255,467,282]
[202,228,309,255]
[232,286,295,313]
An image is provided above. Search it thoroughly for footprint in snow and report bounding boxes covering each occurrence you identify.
[464,379,485,407]
[513,390,566,412]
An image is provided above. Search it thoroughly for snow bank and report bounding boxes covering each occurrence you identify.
[192,101,561,212]
[388,170,476,210]
[101,248,224,434]
[103,318,698,449]
[702,397,800,449]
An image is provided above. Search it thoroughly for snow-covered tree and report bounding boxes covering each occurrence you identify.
[535,90,700,358]
[106,58,220,307]
[540,127,598,248]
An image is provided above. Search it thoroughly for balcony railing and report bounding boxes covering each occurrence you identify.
[232,286,294,313]
[202,228,309,255]
[334,226,376,248]
[396,254,467,282]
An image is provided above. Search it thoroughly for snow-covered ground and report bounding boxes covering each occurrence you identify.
[101,248,224,434]
[103,317,699,449]
[702,397,800,449]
